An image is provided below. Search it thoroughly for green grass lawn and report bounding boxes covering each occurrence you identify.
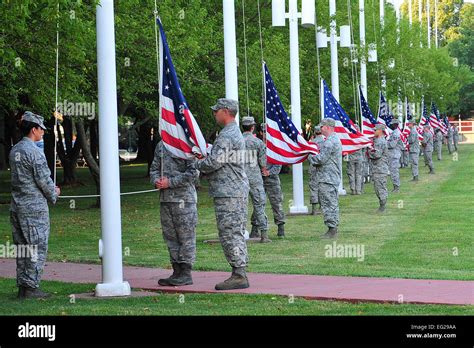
[0,144,473,315]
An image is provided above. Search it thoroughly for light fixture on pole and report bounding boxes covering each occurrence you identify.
[316,0,351,195]
[272,0,314,214]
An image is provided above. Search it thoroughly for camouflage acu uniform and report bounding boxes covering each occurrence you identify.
[407,127,420,178]
[10,137,58,289]
[308,133,342,228]
[434,131,443,160]
[368,136,389,205]
[346,149,364,194]
[196,121,249,268]
[453,127,459,151]
[387,128,404,189]
[421,130,434,173]
[447,126,454,154]
[309,135,325,204]
[263,164,285,226]
[150,141,199,265]
[243,132,268,233]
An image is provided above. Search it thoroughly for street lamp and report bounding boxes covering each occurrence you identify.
[272,0,315,214]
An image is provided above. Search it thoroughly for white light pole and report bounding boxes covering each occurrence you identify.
[95,0,130,297]
[272,0,314,214]
[223,0,239,124]
[435,0,438,48]
[317,0,351,195]
[380,0,385,28]
[427,0,431,48]
[419,0,423,47]
[409,0,413,26]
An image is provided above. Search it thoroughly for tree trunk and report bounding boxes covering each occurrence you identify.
[0,109,6,170]
[76,120,100,207]
[56,117,82,185]
[135,121,153,163]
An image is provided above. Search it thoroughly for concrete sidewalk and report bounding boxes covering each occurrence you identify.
[0,259,472,305]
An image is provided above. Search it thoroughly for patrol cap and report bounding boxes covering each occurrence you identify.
[319,118,336,127]
[314,125,321,133]
[22,111,47,130]
[242,116,256,126]
[375,123,386,131]
[210,98,239,115]
[390,119,400,125]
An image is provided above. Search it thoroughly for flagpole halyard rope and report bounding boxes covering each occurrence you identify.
[242,0,251,116]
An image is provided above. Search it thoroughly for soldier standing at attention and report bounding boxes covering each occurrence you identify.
[453,124,459,152]
[387,119,404,193]
[150,141,199,286]
[407,121,420,181]
[195,98,250,290]
[368,124,389,213]
[447,124,454,154]
[241,116,271,243]
[434,128,443,160]
[308,118,342,239]
[261,125,286,237]
[10,112,60,299]
[309,126,325,214]
[421,124,435,174]
[346,125,364,196]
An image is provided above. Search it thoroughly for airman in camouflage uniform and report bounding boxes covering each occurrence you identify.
[368,124,389,212]
[346,124,364,195]
[10,112,60,299]
[447,125,454,154]
[421,125,435,174]
[407,121,420,181]
[241,116,270,243]
[387,119,404,193]
[308,118,342,239]
[453,125,459,151]
[196,98,250,290]
[434,128,443,160]
[309,126,325,214]
[150,141,199,286]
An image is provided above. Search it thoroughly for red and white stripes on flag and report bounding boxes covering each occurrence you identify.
[157,18,207,160]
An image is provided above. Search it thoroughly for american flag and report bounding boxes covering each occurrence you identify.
[322,80,371,155]
[264,63,319,165]
[419,98,432,136]
[157,18,207,159]
[402,100,423,143]
[429,102,442,130]
[377,91,394,136]
[359,85,377,137]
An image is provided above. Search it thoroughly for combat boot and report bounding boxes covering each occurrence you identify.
[277,224,285,237]
[391,185,400,193]
[350,189,355,195]
[429,169,435,174]
[412,175,418,181]
[168,263,193,286]
[20,287,51,299]
[311,204,321,215]
[215,267,249,290]
[260,230,272,243]
[158,262,180,286]
[249,225,260,238]
[378,200,386,213]
[320,227,338,239]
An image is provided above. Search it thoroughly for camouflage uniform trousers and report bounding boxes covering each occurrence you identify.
[401,150,409,167]
[389,156,401,188]
[346,161,363,194]
[249,184,268,231]
[317,183,339,228]
[372,174,388,204]
[10,211,49,289]
[434,142,442,160]
[447,139,454,154]
[308,169,319,204]
[160,202,197,265]
[409,152,419,177]
[214,197,249,268]
[424,149,434,172]
[263,175,286,226]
